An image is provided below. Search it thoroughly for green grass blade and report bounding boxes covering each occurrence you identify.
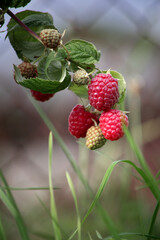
[0,186,59,191]
[88,232,93,240]
[66,172,81,240]
[29,96,90,193]
[73,159,159,240]
[124,127,160,200]
[81,160,121,239]
[96,230,103,239]
[0,214,6,240]
[28,96,119,235]
[30,230,55,240]
[155,170,160,179]
[147,200,160,240]
[0,189,17,216]
[0,171,30,240]
[36,194,68,239]
[67,160,121,240]
[48,132,62,240]
[104,232,160,239]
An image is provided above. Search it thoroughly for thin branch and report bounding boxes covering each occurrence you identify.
[7,9,43,43]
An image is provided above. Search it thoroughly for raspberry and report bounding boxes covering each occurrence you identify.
[15,62,54,102]
[15,62,37,79]
[88,73,119,111]
[68,104,99,138]
[40,29,61,50]
[73,69,89,85]
[99,109,129,141]
[86,126,106,150]
[30,90,54,102]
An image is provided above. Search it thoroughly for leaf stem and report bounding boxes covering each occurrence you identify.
[60,43,70,60]
[7,9,42,43]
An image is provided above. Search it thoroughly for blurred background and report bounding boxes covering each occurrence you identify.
[0,0,160,239]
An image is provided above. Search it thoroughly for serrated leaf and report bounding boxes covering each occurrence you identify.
[0,0,31,9]
[110,70,126,104]
[38,51,67,82]
[14,65,70,93]
[19,75,71,94]
[55,48,68,62]
[65,39,101,65]
[67,62,96,73]
[69,82,88,98]
[7,10,55,60]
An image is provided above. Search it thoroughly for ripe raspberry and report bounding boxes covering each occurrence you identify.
[68,104,99,138]
[40,29,61,50]
[99,109,129,141]
[15,62,37,79]
[30,90,54,102]
[88,73,119,111]
[73,69,89,85]
[86,126,106,150]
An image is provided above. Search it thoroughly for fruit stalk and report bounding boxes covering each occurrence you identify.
[7,9,42,43]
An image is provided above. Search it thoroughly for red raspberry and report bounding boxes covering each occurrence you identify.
[99,109,128,141]
[30,90,54,102]
[88,73,119,111]
[68,104,99,138]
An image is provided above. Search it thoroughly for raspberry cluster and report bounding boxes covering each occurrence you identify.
[68,71,129,150]
[13,28,128,148]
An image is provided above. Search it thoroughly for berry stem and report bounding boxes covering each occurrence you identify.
[60,43,70,60]
[7,9,43,43]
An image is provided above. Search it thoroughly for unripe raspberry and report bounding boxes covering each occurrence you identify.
[73,69,89,85]
[15,62,54,102]
[40,29,61,50]
[30,90,54,102]
[68,104,99,138]
[86,126,106,150]
[88,73,119,111]
[15,62,37,79]
[99,109,129,141]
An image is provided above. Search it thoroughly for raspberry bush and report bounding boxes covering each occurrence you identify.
[1,1,160,240]
[1,0,128,147]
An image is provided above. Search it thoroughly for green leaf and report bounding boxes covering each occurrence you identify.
[0,0,31,9]
[65,39,101,65]
[110,70,126,104]
[19,75,71,94]
[55,48,68,62]
[38,51,67,81]
[69,82,88,98]
[7,10,55,60]
[14,64,71,93]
